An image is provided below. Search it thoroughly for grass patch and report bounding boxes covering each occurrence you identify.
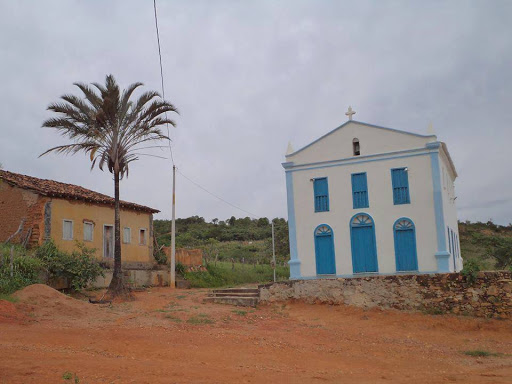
[232,309,247,316]
[0,293,19,302]
[463,350,499,357]
[187,314,215,325]
[184,262,288,288]
[422,307,445,316]
[62,371,80,382]
[164,314,182,323]
[176,295,186,299]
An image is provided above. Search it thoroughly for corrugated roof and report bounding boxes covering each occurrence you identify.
[0,170,159,214]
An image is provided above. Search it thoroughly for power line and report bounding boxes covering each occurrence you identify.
[153,0,175,165]
[176,169,260,219]
[152,1,259,220]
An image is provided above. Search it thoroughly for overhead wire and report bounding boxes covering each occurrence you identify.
[153,0,175,165]
[152,0,259,220]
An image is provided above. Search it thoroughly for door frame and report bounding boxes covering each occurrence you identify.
[349,213,379,274]
[103,224,114,259]
[393,217,418,272]
[314,224,336,275]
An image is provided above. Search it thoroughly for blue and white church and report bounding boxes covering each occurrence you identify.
[283,107,462,280]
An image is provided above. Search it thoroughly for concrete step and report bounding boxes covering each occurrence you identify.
[203,296,259,307]
[208,292,259,298]
[212,288,259,295]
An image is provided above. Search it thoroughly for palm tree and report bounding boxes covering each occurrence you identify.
[40,74,178,296]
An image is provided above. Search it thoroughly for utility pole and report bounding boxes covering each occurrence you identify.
[170,164,176,288]
[271,220,276,282]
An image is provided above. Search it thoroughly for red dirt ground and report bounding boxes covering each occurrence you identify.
[0,284,511,383]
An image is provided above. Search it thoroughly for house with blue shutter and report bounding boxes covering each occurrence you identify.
[283,108,461,279]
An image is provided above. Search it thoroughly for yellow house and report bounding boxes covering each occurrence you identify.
[0,170,158,264]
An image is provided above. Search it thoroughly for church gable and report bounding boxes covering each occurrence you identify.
[286,121,436,165]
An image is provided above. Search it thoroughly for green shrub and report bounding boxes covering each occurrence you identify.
[462,259,481,284]
[175,262,186,276]
[184,261,288,288]
[0,245,43,294]
[36,240,104,291]
[153,248,167,265]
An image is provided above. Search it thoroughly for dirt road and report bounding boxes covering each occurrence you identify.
[0,285,511,383]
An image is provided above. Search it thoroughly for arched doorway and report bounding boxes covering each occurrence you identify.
[394,218,418,271]
[314,224,336,275]
[350,213,378,273]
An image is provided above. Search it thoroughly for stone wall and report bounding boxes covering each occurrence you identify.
[49,266,171,290]
[259,272,512,318]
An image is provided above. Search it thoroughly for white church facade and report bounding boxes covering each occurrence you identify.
[283,112,462,280]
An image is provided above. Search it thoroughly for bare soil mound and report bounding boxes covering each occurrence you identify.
[0,300,26,324]
[13,284,99,321]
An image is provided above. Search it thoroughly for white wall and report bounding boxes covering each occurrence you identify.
[440,148,462,272]
[287,121,437,165]
[290,153,438,277]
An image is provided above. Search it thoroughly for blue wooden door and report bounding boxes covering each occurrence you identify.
[315,225,336,275]
[350,214,378,273]
[394,218,418,271]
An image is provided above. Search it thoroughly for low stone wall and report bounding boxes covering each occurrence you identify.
[259,272,512,318]
[90,268,170,288]
[49,266,170,290]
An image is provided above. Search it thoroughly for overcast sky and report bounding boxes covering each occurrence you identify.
[1,1,511,224]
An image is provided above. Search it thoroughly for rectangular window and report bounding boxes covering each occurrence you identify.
[123,227,131,244]
[63,220,73,240]
[83,222,93,242]
[391,168,410,205]
[139,228,147,245]
[351,172,369,209]
[313,177,329,212]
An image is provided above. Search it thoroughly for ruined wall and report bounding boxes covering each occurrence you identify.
[0,183,47,247]
[260,272,512,319]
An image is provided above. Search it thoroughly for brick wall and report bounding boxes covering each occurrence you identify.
[0,182,45,246]
[259,272,512,318]
[162,247,203,266]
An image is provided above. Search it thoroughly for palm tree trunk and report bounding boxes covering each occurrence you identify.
[107,170,127,296]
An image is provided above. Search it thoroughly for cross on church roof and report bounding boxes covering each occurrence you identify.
[345,106,356,120]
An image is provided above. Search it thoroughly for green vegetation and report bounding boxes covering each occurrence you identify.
[187,314,215,325]
[461,259,481,284]
[36,240,104,291]
[463,350,499,357]
[184,262,288,288]
[232,309,247,316]
[154,216,289,265]
[0,244,43,294]
[0,293,19,302]
[0,240,104,294]
[459,221,512,270]
[62,371,80,383]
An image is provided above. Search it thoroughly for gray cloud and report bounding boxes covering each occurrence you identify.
[1,0,511,224]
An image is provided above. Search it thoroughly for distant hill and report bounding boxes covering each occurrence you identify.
[459,221,512,270]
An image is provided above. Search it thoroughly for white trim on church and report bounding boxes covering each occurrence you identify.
[283,114,461,280]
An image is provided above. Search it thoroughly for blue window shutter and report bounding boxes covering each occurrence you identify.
[314,178,329,212]
[351,173,369,209]
[391,168,410,205]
